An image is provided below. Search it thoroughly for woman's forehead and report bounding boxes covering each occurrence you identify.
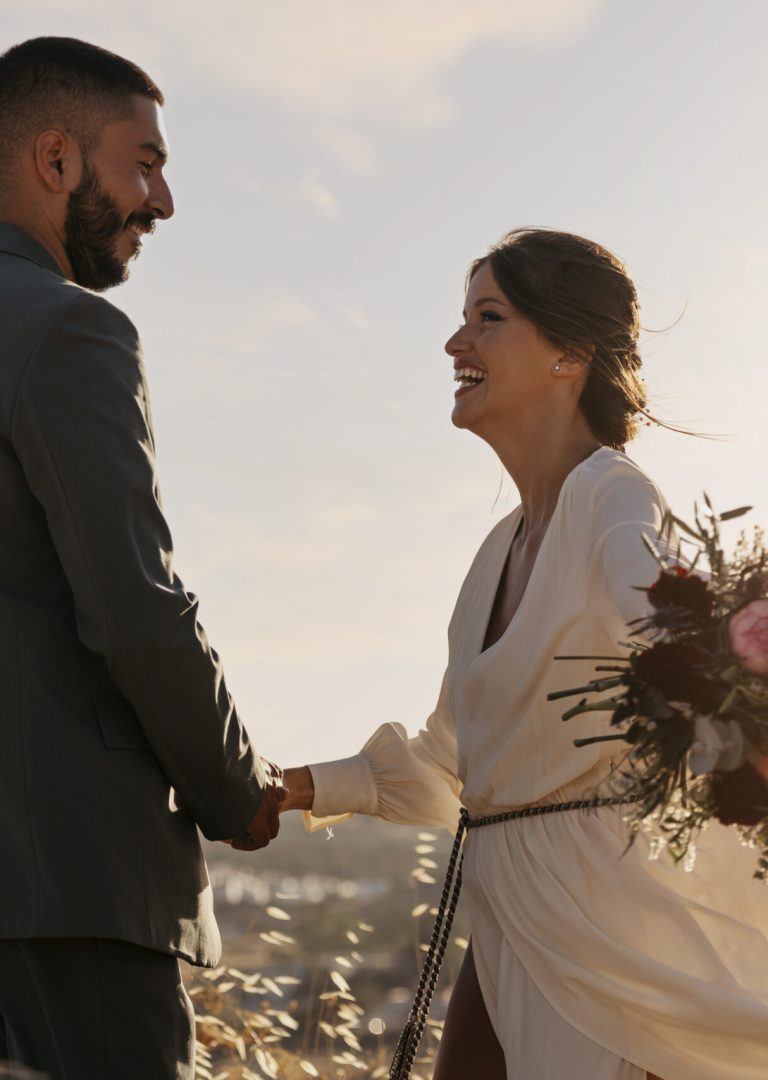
[465,262,506,306]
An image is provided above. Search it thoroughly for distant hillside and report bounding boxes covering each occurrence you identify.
[201,811,468,968]
[202,811,456,878]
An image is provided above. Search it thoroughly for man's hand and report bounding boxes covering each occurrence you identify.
[230,760,286,851]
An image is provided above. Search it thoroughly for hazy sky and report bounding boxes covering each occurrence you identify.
[3,2,768,763]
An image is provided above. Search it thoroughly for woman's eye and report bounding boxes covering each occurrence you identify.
[480,310,501,323]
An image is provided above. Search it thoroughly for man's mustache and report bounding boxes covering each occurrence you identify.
[125,212,156,233]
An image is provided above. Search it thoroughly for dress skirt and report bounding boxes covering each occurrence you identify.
[470,904,644,1079]
[462,804,768,1080]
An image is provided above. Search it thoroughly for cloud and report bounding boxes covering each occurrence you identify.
[310,126,378,175]
[241,171,340,219]
[1,0,602,126]
[173,466,494,670]
[174,0,602,124]
[295,172,340,219]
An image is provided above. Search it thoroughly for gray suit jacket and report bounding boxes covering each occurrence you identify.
[0,224,266,966]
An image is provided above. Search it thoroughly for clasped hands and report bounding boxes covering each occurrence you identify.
[228,761,315,851]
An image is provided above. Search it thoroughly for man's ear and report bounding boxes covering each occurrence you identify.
[34,130,83,194]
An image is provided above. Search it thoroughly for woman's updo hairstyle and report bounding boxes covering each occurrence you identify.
[470,228,648,450]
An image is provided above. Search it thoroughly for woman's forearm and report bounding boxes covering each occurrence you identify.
[280,765,315,812]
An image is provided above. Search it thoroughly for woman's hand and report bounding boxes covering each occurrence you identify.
[280,766,315,812]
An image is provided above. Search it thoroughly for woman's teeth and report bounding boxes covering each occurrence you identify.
[454,367,487,387]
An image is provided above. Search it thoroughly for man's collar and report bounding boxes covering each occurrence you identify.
[0,223,65,277]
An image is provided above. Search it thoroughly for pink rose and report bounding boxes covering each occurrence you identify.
[729,599,768,676]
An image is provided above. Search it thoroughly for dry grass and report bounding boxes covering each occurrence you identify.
[192,831,462,1080]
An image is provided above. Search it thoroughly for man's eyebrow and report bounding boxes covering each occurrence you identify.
[140,141,168,164]
[462,296,506,318]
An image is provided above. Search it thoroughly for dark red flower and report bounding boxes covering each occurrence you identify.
[647,569,714,621]
[711,763,768,826]
[632,642,721,711]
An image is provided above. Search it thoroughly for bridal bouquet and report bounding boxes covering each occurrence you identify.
[550,497,768,879]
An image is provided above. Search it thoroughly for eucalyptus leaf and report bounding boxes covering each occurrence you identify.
[719,506,753,522]
[547,676,624,702]
[573,733,628,748]
[672,515,703,541]
[561,694,625,721]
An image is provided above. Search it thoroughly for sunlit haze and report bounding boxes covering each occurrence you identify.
[3,1,767,763]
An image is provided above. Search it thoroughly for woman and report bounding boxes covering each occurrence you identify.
[279,229,768,1079]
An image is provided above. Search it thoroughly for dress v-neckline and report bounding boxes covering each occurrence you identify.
[475,447,605,661]
[476,506,535,660]
[479,508,525,656]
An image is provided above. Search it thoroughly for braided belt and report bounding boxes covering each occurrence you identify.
[388,793,640,1079]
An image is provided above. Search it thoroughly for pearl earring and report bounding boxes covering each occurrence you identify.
[553,363,561,373]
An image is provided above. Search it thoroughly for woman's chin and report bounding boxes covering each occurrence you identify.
[452,397,479,431]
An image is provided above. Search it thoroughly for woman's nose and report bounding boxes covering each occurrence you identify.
[445,326,471,356]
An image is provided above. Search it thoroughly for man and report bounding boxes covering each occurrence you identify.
[0,36,283,1079]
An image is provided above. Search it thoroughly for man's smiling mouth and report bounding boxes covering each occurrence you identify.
[125,216,156,240]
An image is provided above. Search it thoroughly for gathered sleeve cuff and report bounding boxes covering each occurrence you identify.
[306,750,378,830]
[304,672,462,833]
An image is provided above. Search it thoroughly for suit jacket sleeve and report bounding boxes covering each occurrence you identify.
[11,289,266,840]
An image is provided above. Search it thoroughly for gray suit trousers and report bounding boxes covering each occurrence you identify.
[0,939,195,1080]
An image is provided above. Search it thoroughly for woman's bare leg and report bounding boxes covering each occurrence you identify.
[432,941,506,1080]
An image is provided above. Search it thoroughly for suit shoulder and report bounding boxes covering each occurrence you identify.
[0,255,139,348]
[26,290,143,385]
[17,286,143,401]
[50,286,140,343]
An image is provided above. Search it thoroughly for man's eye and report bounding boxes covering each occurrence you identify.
[139,161,154,176]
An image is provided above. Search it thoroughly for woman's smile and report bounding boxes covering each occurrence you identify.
[454,365,487,397]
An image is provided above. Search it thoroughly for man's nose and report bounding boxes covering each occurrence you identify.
[148,174,174,221]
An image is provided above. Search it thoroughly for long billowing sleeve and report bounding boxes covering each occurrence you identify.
[585,456,672,630]
[306,669,463,832]
[12,291,266,840]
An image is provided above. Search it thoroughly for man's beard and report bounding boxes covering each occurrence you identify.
[64,157,149,292]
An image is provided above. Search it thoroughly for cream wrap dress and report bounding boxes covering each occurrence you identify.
[307,448,768,1080]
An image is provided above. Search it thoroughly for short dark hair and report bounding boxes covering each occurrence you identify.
[470,228,647,450]
[0,37,163,188]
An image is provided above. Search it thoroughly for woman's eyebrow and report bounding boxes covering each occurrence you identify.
[462,296,506,318]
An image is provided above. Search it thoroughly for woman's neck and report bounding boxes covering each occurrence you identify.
[492,416,602,540]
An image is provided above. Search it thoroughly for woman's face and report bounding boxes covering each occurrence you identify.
[445,260,563,438]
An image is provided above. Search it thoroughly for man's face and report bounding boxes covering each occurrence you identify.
[64,95,173,291]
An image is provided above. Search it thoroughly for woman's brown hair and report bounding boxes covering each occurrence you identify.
[470,228,648,450]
